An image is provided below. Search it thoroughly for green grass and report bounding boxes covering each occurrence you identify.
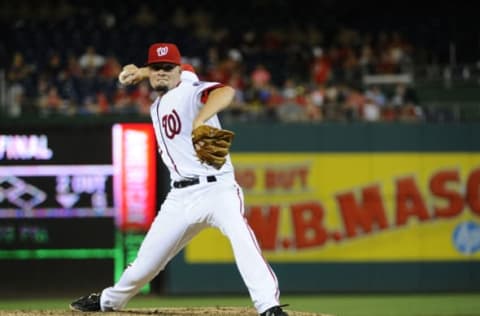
[0,294,479,316]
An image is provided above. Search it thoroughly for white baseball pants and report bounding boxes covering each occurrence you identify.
[100,174,280,313]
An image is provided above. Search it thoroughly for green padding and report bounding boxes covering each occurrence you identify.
[167,254,480,293]
[0,249,116,259]
[224,123,480,152]
[1,121,479,151]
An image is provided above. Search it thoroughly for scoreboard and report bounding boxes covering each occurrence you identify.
[0,123,157,289]
[0,160,114,219]
[0,217,115,250]
[0,129,114,216]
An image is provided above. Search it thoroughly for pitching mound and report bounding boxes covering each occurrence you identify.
[0,307,333,316]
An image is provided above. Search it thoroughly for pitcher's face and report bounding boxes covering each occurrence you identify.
[148,63,181,92]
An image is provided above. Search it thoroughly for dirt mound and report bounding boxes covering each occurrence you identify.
[0,307,332,316]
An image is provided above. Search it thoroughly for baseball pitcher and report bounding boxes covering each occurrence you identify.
[70,42,288,316]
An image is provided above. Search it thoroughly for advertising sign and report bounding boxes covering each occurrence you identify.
[186,153,480,262]
[113,123,157,231]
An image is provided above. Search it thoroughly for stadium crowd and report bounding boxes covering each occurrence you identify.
[1,0,452,123]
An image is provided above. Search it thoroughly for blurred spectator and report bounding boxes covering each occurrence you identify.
[112,86,135,114]
[61,54,83,106]
[363,97,381,122]
[7,52,34,88]
[99,55,122,102]
[43,52,63,85]
[381,105,397,122]
[131,81,154,116]
[391,83,418,107]
[79,46,105,71]
[277,79,308,122]
[365,85,387,107]
[6,52,35,116]
[251,63,271,89]
[264,85,284,120]
[99,56,121,79]
[377,50,397,74]
[358,44,377,74]
[306,83,326,121]
[6,84,24,118]
[96,92,110,114]
[38,86,64,116]
[0,1,441,123]
[79,95,100,115]
[227,71,247,111]
[311,47,332,85]
[389,31,413,72]
[66,54,83,78]
[343,85,366,121]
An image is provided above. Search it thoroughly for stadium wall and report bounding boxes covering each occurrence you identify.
[1,121,479,294]
[169,122,480,293]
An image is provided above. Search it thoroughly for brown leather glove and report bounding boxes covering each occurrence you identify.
[191,125,235,169]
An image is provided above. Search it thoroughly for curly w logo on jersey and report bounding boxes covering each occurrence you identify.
[162,109,181,139]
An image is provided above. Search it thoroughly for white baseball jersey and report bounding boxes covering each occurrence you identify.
[150,79,234,181]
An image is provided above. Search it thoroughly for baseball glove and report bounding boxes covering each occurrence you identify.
[192,125,235,169]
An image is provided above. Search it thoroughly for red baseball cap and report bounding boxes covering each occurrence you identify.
[146,43,181,65]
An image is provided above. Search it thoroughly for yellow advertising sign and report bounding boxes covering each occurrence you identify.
[186,153,480,262]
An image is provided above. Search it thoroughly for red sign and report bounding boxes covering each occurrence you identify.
[113,123,156,231]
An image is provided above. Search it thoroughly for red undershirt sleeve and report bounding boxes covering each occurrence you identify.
[200,84,225,104]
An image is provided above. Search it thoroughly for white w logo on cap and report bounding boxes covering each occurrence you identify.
[157,47,169,56]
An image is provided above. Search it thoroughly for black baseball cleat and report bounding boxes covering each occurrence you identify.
[260,305,289,316]
[69,292,101,312]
